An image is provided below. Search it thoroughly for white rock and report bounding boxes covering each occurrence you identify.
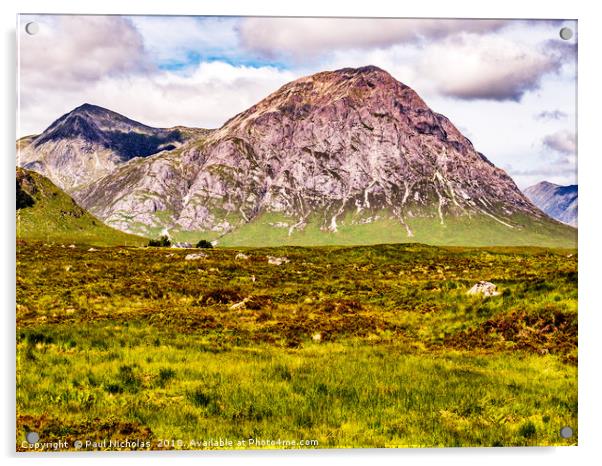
[267,255,290,265]
[87,247,98,252]
[185,253,207,261]
[235,252,249,260]
[229,297,251,311]
[467,281,501,297]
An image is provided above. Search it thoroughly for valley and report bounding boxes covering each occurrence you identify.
[15,65,578,450]
[16,242,577,448]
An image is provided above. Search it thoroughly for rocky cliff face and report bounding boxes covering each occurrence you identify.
[18,66,575,246]
[524,181,578,227]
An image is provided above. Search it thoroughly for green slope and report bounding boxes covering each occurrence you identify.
[169,211,577,248]
[16,168,146,247]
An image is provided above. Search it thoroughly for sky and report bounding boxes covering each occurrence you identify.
[17,15,577,189]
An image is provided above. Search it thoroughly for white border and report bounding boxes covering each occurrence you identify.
[2,1,601,465]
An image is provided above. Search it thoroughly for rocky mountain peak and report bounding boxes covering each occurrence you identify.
[217,66,430,136]
[34,103,157,147]
[524,181,577,227]
[19,104,191,191]
[18,66,576,247]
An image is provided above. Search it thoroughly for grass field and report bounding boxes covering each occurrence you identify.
[16,242,577,450]
[165,210,577,249]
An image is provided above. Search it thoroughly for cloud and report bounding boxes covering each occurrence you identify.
[505,159,577,189]
[545,39,577,60]
[19,15,151,90]
[17,15,298,135]
[239,18,510,58]
[129,16,241,67]
[508,167,574,177]
[19,61,297,136]
[535,110,567,121]
[543,130,576,155]
[415,34,564,101]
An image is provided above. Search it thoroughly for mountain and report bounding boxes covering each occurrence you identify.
[524,181,578,227]
[17,103,208,191]
[18,66,576,247]
[16,168,145,246]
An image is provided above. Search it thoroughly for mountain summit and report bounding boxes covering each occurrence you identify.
[18,104,202,191]
[18,67,576,247]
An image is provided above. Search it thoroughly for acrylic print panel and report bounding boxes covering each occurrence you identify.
[16,15,577,451]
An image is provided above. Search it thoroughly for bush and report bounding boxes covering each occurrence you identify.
[518,421,537,438]
[189,387,213,407]
[148,235,171,247]
[117,364,141,392]
[196,239,213,249]
[158,368,176,387]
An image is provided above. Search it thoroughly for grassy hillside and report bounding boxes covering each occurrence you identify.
[168,211,577,249]
[16,168,146,247]
[17,243,577,449]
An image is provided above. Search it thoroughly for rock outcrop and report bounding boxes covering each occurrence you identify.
[467,281,501,297]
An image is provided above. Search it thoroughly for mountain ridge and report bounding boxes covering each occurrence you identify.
[524,181,577,227]
[17,66,576,247]
[18,103,209,191]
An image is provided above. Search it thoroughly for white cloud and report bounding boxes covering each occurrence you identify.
[415,34,563,101]
[19,61,297,135]
[18,15,298,135]
[18,14,154,135]
[543,130,576,156]
[19,15,150,90]
[239,18,510,58]
[535,110,568,121]
[129,16,240,65]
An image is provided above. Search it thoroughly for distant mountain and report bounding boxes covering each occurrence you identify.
[17,67,576,247]
[523,181,577,227]
[16,167,145,246]
[17,103,208,191]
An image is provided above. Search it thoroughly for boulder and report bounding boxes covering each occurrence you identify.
[467,281,500,297]
[229,297,252,311]
[267,255,290,265]
[185,253,207,261]
[235,252,249,260]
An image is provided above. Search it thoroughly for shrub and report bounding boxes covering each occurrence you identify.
[116,364,141,392]
[196,239,213,249]
[518,421,537,438]
[158,368,176,387]
[189,387,212,407]
[148,235,171,247]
